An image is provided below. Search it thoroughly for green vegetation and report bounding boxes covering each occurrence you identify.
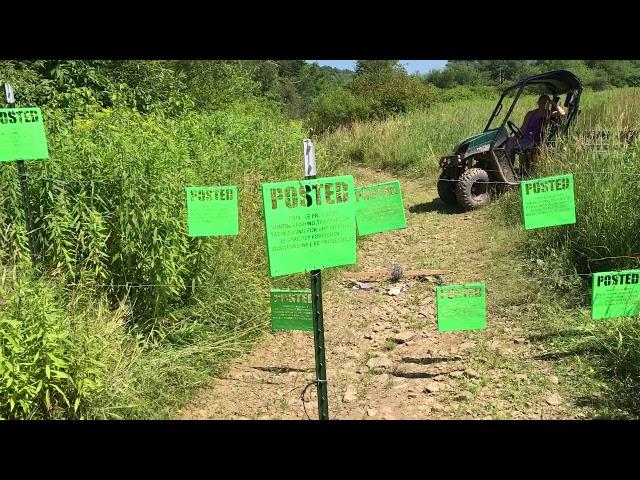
[323,86,640,417]
[2,60,639,418]
[0,92,341,418]
[424,60,640,91]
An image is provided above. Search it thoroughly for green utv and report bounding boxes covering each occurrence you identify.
[437,70,583,210]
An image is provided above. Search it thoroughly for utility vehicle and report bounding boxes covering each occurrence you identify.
[437,70,583,210]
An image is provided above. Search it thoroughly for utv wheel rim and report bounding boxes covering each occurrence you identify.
[471,180,488,199]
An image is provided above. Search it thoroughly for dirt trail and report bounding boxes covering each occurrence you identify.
[180,167,592,420]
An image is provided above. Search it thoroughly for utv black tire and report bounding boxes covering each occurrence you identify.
[455,167,490,210]
[437,174,457,205]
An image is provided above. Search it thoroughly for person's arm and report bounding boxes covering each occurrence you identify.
[551,100,565,117]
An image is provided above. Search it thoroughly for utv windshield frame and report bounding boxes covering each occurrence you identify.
[484,69,584,149]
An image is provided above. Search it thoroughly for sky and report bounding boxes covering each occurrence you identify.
[308,60,447,74]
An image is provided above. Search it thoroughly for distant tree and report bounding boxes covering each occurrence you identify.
[172,61,260,111]
[424,61,488,88]
[533,60,595,85]
[317,65,355,87]
[354,60,406,76]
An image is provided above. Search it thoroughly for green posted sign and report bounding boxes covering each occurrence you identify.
[262,175,357,277]
[355,180,407,236]
[520,174,576,230]
[436,283,487,332]
[270,289,313,331]
[0,107,49,162]
[185,186,239,237]
[592,270,640,320]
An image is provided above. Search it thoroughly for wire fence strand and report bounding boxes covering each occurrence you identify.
[14,168,640,188]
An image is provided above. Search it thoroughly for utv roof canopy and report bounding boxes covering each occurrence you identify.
[506,69,583,95]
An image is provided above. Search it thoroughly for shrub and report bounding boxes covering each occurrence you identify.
[308,87,372,132]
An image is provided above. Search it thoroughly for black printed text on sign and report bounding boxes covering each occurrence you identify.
[520,174,576,230]
[270,289,313,331]
[185,186,239,237]
[0,107,49,162]
[355,180,407,236]
[592,270,640,320]
[261,175,357,277]
[436,284,486,332]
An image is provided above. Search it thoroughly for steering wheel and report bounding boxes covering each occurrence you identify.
[507,120,523,138]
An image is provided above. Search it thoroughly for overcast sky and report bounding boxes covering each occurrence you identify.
[308,60,447,74]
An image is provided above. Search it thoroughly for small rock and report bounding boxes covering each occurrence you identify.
[431,403,444,412]
[433,375,447,382]
[392,327,401,334]
[515,373,528,382]
[455,391,474,402]
[464,368,481,379]
[372,325,385,333]
[549,375,559,385]
[367,408,377,417]
[387,287,403,296]
[355,365,367,374]
[389,332,415,344]
[376,373,390,384]
[364,334,373,340]
[423,383,440,394]
[514,337,528,344]
[449,370,464,378]
[343,385,358,403]
[459,341,476,351]
[546,393,562,406]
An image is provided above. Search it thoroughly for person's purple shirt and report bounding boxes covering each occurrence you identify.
[522,109,545,142]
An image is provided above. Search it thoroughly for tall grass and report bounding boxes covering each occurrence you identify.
[498,89,640,277]
[322,96,537,177]
[0,102,341,418]
[323,87,640,415]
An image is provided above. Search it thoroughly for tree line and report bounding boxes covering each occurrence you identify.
[1,60,637,133]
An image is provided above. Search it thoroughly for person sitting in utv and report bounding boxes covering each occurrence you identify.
[505,94,565,162]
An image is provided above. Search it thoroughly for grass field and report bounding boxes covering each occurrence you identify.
[322,87,640,416]
[2,86,639,419]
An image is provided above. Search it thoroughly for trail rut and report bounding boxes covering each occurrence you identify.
[180,167,592,420]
